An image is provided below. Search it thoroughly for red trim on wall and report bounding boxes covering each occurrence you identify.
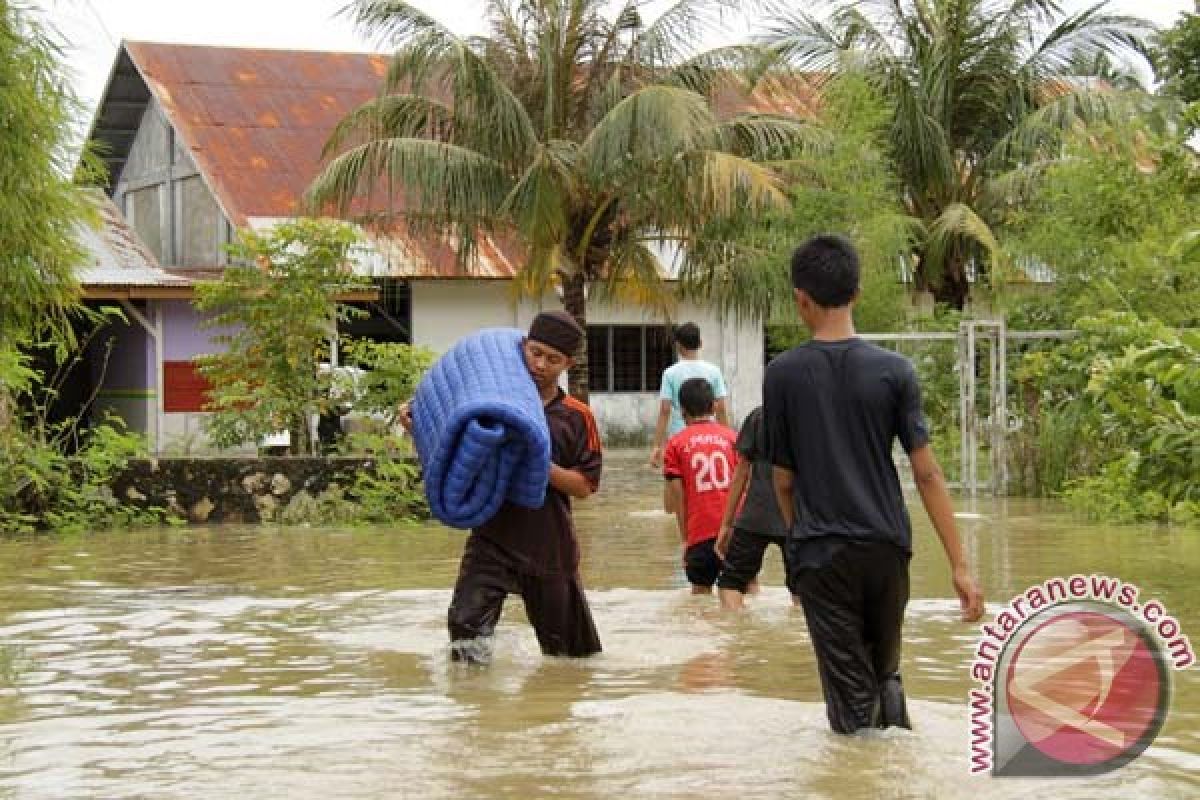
[163,360,212,413]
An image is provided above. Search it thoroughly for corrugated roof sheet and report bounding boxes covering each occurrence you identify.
[124,42,390,227]
[110,42,820,280]
[76,189,192,289]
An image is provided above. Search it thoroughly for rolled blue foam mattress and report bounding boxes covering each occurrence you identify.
[410,327,551,528]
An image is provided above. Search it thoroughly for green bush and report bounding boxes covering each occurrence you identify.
[335,431,427,524]
[1015,312,1199,523]
[195,219,371,455]
[0,416,176,534]
[340,338,435,428]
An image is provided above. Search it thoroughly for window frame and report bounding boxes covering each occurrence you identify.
[586,324,674,394]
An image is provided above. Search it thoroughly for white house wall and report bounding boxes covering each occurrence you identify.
[408,279,763,440]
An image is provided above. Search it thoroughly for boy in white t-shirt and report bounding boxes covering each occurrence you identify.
[649,322,729,470]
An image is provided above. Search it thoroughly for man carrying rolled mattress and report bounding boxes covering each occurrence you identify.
[400,311,603,664]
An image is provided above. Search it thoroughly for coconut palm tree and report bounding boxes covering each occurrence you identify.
[763,0,1154,308]
[306,0,811,400]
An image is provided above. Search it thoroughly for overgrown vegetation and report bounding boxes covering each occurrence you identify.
[339,338,435,430]
[0,5,165,534]
[1,315,177,533]
[194,219,372,455]
[1153,10,1200,116]
[1005,120,1200,330]
[763,0,1153,309]
[0,2,101,351]
[1012,313,1199,524]
[724,73,913,334]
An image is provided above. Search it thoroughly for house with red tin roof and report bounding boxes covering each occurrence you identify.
[84,41,809,450]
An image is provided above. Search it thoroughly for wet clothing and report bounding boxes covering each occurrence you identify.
[684,538,722,588]
[789,540,912,733]
[732,408,788,539]
[448,389,603,661]
[448,534,601,661]
[660,360,728,437]
[716,528,790,593]
[663,421,739,548]
[763,337,928,734]
[764,338,929,555]
[712,408,790,594]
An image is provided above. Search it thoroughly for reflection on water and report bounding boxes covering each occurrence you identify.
[0,452,1196,798]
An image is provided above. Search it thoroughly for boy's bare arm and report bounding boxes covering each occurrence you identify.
[716,459,751,559]
[666,478,687,542]
[909,445,985,622]
[649,400,671,466]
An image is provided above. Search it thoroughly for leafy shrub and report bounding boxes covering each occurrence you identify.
[0,416,176,534]
[1015,312,1199,523]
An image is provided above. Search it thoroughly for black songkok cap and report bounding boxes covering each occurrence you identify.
[527,310,583,357]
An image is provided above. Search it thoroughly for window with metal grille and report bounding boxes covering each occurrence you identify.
[586,325,675,393]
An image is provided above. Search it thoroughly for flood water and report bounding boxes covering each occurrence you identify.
[0,452,1197,799]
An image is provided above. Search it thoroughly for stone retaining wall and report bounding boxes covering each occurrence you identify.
[112,457,382,524]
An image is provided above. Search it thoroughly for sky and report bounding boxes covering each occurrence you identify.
[40,0,1199,127]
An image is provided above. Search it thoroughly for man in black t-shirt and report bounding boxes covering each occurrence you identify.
[764,235,984,734]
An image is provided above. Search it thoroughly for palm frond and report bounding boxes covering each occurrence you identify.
[321,94,455,158]
[510,241,565,298]
[984,86,1140,168]
[923,202,1004,284]
[674,228,787,321]
[759,9,849,73]
[594,234,676,315]
[679,150,788,220]
[304,138,509,237]
[627,0,745,69]
[580,85,718,182]
[339,0,456,46]
[500,139,581,245]
[1020,4,1154,79]
[663,44,777,95]
[713,113,828,160]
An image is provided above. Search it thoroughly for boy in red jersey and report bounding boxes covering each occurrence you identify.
[663,378,739,594]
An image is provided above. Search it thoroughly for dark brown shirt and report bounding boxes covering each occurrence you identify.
[474,390,603,576]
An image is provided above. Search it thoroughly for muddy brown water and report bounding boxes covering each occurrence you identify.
[0,452,1197,798]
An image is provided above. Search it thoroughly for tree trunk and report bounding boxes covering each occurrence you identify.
[928,255,970,310]
[290,412,313,457]
[561,270,589,404]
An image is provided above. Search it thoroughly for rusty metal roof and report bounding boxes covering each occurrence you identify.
[123,42,390,227]
[76,189,192,290]
[93,42,819,281]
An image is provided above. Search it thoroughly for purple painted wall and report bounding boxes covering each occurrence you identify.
[162,299,232,360]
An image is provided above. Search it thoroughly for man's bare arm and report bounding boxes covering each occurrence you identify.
[549,464,595,500]
[909,445,984,622]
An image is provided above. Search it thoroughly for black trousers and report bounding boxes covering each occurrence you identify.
[790,540,911,734]
[447,534,602,663]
